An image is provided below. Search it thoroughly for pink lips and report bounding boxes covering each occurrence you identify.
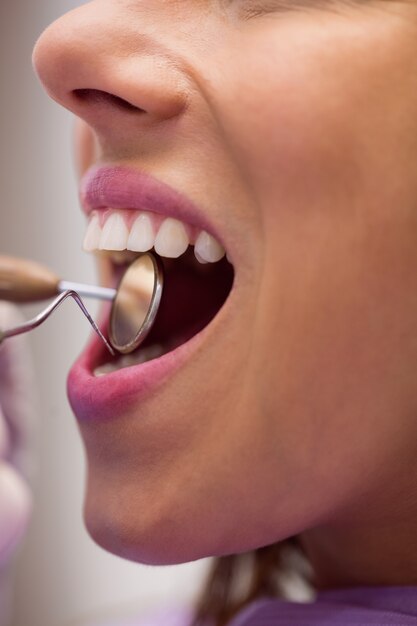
[67,165,232,422]
[67,308,208,422]
[80,164,226,249]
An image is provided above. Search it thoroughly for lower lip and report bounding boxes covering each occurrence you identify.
[67,290,233,422]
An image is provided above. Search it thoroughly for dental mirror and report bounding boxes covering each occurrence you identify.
[0,252,164,356]
[109,253,163,354]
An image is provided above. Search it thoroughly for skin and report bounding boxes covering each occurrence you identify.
[33,0,417,589]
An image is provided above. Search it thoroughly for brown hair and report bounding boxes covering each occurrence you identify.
[191,537,313,626]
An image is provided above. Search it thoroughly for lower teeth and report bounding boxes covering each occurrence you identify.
[94,343,165,376]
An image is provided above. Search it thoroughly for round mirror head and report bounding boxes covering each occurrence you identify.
[109,252,164,354]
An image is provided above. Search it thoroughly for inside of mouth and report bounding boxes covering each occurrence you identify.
[94,248,235,373]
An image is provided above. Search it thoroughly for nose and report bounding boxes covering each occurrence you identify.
[32,3,191,133]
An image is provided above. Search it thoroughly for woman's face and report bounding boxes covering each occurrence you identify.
[33,1,417,566]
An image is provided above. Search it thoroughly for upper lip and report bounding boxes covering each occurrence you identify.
[79,164,228,252]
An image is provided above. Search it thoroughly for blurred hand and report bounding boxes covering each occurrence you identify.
[0,303,34,624]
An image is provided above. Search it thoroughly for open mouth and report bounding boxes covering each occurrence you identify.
[93,247,235,376]
[77,166,237,384]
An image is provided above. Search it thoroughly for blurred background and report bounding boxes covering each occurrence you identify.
[0,2,209,625]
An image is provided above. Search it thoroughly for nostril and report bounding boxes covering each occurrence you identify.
[73,88,145,113]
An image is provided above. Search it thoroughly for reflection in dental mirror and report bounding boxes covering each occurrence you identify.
[110,253,164,354]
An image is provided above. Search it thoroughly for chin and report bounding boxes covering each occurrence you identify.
[81,462,218,565]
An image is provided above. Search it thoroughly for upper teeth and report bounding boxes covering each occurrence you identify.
[83,209,226,264]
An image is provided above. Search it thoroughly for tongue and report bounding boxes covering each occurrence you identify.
[140,248,234,349]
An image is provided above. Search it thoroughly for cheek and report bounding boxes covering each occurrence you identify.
[215,16,417,517]
[217,13,417,213]
[257,218,417,528]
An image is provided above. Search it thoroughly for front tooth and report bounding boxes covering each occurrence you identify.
[154,217,189,258]
[83,213,102,252]
[194,230,225,263]
[99,212,129,251]
[127,213,155,252]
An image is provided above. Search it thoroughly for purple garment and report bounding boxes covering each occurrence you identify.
[231,586,417,625]
[98,585,417,626]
